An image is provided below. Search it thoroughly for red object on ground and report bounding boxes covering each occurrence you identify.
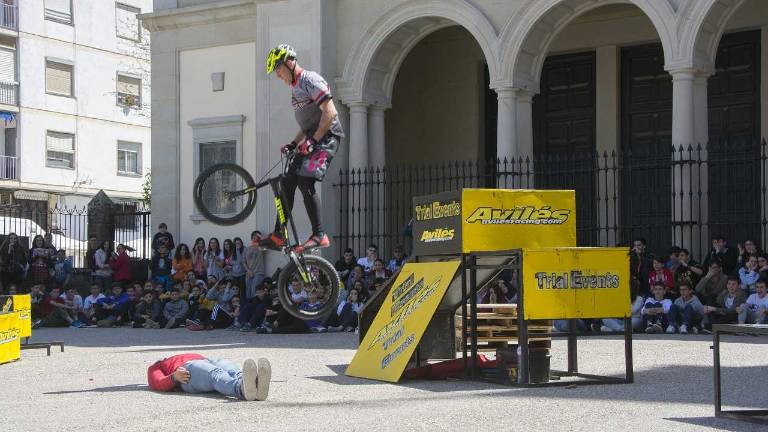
[402,355,496,380]
[147,353,206,391]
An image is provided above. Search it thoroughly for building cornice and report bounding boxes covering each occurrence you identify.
[140,0,280,32]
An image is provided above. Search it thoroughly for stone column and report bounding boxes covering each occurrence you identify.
[369,105,386,168]
[516,90,534,159]
[87,190,115,251]
[671,68,696,149]
[348,103,369,169]
[495,87,518,161]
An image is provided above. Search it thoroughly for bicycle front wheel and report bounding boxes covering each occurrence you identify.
[193,163,257,225]
[277,254,340,320]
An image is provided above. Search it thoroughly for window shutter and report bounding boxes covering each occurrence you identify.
[117,75,140,97]
[47,131,74,153]
[115,3,140,40]
[45,0,72,23]
[46,61,72,96]
[0,48,15,83]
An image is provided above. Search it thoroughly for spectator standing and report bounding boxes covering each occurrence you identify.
[151,244,173,290]
[161,289,189,329]
[191,237,207,280]
[244,231,266,300]
[206,238,225,281]
[112,244,132,286]
[630,237,652,296]
[702,276,745,331]
[335,248,357,281]
[642,283,674,333]
[738,279,768,324]
[387,245,408,274]
[172,243,193,284]
[152,223,175,256]
[231,237,247,298]
[695,260,729,306]
[703,235,738,276]
[93,240,116,290]
[668,283,704,334]
[357,244,378,273]
[674,248,703,290]
[222,239,235,281]
[51,249,73,288]
[0,233,27,293]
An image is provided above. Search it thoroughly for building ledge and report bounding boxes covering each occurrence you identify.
[140,0,280,32]
[0,103,19,113]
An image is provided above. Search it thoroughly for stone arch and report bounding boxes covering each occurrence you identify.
[684,0,747,72]
[335,0,499,107]
[497,0,677,93]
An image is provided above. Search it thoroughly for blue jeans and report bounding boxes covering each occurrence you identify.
[180,358,243,399]
[668,304,702,327]
[245,273,265,300]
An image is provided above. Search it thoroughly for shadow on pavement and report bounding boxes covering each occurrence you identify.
[664,416,766,432]
[44,384,148,395]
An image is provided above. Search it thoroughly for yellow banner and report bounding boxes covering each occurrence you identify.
[346,261,461,382]
[0,312,21,364]
[12,295,31,339]
[461,189,576,253]
[522,248,630,319]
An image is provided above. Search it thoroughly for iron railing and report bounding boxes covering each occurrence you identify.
[0,3,17,31]
[0,204,151,268]
[0,81,18,106]
[334,139,768,262]
[0,154,16,179]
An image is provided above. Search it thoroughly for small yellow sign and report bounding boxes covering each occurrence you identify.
[0,311,21,364]
[12,295,31,339]
[461,189,576,253]
[346,261,461,382]
[522,248,630,319]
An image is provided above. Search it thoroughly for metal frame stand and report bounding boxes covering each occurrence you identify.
[712,324,768,425]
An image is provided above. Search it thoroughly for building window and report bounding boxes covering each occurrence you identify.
[198,140,237,215]
[117,140,141,175]
[115,3,141,42]
[45,0,73,25]
[46,131,75,169]
[45,60,73,97]
[117,74,140,107]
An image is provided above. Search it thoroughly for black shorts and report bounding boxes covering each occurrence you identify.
[290,134,340,182]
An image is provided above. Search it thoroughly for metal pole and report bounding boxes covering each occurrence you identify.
[518,252,529,385]
[567,319,578,374]
[713,329,722,416]
[624,316,634,383]
[469,254,478,377]
[461,254,468,375]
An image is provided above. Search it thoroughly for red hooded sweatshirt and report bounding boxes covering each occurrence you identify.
[147,353,205,391]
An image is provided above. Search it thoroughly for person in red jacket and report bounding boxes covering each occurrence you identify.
[112,244,133,286]
[648,256,676,298]
[147,353,270,401]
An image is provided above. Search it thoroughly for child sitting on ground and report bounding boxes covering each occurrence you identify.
[642,283,673,334]
[668,283,704,334]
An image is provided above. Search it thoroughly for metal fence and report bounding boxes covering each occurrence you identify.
[0,155,16,180]
[0,81,18,106]
[0,3,17,31]
[333,139,767,262]
[0,204,151,268]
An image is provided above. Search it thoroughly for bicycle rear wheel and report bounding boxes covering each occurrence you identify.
[193,163,257,226]
[277,254,340,321]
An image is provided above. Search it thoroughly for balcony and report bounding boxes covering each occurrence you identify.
[0,81,17,106]
[0,3,16,31]
[0,155,17,180]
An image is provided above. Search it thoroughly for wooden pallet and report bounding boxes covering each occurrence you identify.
[455,303,553,351]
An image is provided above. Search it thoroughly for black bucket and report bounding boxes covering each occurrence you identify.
[528,348,551,384]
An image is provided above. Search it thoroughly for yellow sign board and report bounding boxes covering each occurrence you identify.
[522,248,630,319]
[461,189,576,253]
[0,311,21,364]
[346,261,461,382]
[12,295,31,339]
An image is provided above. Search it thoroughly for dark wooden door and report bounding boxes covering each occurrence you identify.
[621,43,672,253]
[708,30,761,244]
[533,51,597,245]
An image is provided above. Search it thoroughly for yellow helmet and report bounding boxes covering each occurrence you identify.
[265,44,297,74]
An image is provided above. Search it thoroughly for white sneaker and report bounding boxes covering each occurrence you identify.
[666,325,676,334]
[241,359,258,401]
[691,326,699,334]
[255,358,271,401]
[679,324,688,334]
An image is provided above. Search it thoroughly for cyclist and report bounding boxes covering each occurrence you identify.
[261,44,344,252]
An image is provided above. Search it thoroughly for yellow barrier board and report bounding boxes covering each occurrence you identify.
[522,248,631,320]
[461,189,576,253]
[0,311,21,364]
[346,261,461,382]
[12,295,31,339]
